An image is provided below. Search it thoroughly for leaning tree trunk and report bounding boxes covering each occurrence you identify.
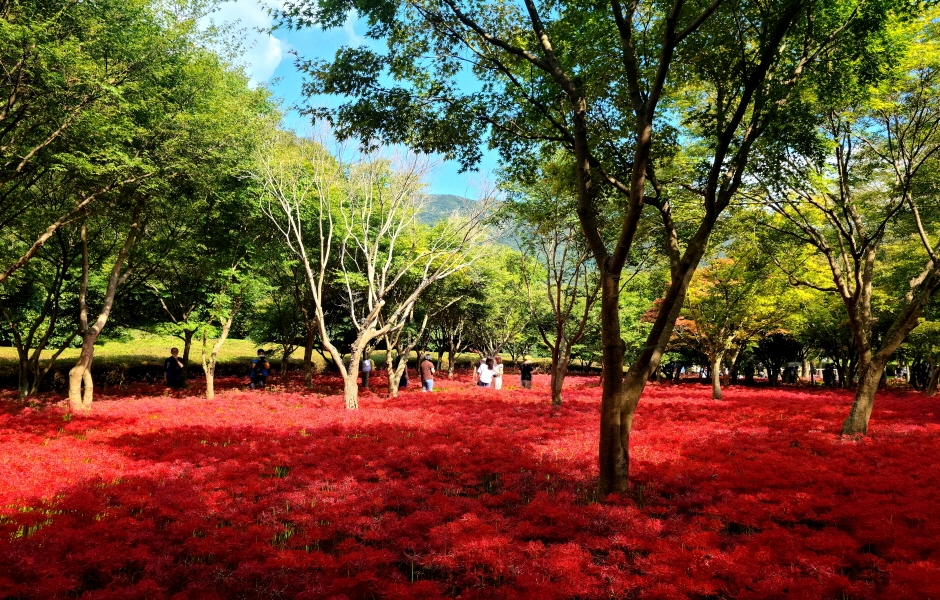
[841,360,886,435]
[202,300,239,401]
[710,353,724,400]
[388,348,414,399]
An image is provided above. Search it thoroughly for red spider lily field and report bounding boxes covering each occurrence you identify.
[1,374,939,599]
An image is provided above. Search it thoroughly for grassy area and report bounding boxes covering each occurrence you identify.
[0,334,264,370]
[0,333,562,390]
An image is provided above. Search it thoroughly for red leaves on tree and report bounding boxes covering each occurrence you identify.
[1,374,938,598]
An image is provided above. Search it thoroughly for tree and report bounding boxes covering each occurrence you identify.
[509,165,601,405]
[0,216,81,397]
[426,271,486,377]
[198,266,265,399]
[0,0,204,283]
[59,44,275,409]
[901,319,940,395]
[257,134,489,408]
[754,333,804,387]
[465,247,531,359]
[674,228,795,399]
[281,0,899,493]
[761,11,940,434]
[250,262,305,378]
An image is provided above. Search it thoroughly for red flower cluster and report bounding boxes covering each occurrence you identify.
[1,374,938,598]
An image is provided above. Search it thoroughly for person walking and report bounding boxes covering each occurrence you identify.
[477,357,495,387]
[360,353,373,388]
[164,347,185,389]
[250,350,270,390]
[493,356,504,390]
[520,357,537,389]
[420,354,435,391]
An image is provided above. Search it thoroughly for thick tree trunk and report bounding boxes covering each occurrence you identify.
[550,350,570,407]
[388,365,401,398]
[710,354,723,400]
[597,273,628,495]
[68,337,96,412]
[768,368,780,386]
[343,374,359,409]
[841,361,884,435]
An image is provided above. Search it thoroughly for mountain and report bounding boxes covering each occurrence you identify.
[421,194,475,225]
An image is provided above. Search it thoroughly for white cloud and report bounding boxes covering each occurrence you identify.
[200,0,288,85]
[342,11,363,46]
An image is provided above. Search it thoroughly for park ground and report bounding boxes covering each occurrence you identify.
[1,370,939,599]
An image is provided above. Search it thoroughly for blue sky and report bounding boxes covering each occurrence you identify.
[204,0,498,198]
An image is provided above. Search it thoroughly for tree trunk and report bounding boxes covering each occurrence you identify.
[68,337,96,412]
[841,360,885,435]
[550,349,570,407]
[182,329,194,380]
[17,350,29,399]
[926,364,939,397]
[597,273,628,495]
[388,363,401,398]
[67,205,142,409]
[343,374,359,409]
[447,340,456,379]
[710,353,723,400]
[281,345,293,376]
[725,347,741,387]
[768,368,780,386]
[304,326,316,388]
[202,300,240,401]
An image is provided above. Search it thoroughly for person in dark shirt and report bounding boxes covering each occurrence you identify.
[250,350,270,389]
[420,355,435,392]
[164,348,185,389]
[520,357,538,389]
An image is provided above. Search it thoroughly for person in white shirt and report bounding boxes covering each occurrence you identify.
[477,357,495,387]
[493,356,504,390]
[360,354,372,388]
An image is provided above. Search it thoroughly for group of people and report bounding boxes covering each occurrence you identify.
[164,345,537,393]
[359,354,539,391]
[473,355,538,389]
